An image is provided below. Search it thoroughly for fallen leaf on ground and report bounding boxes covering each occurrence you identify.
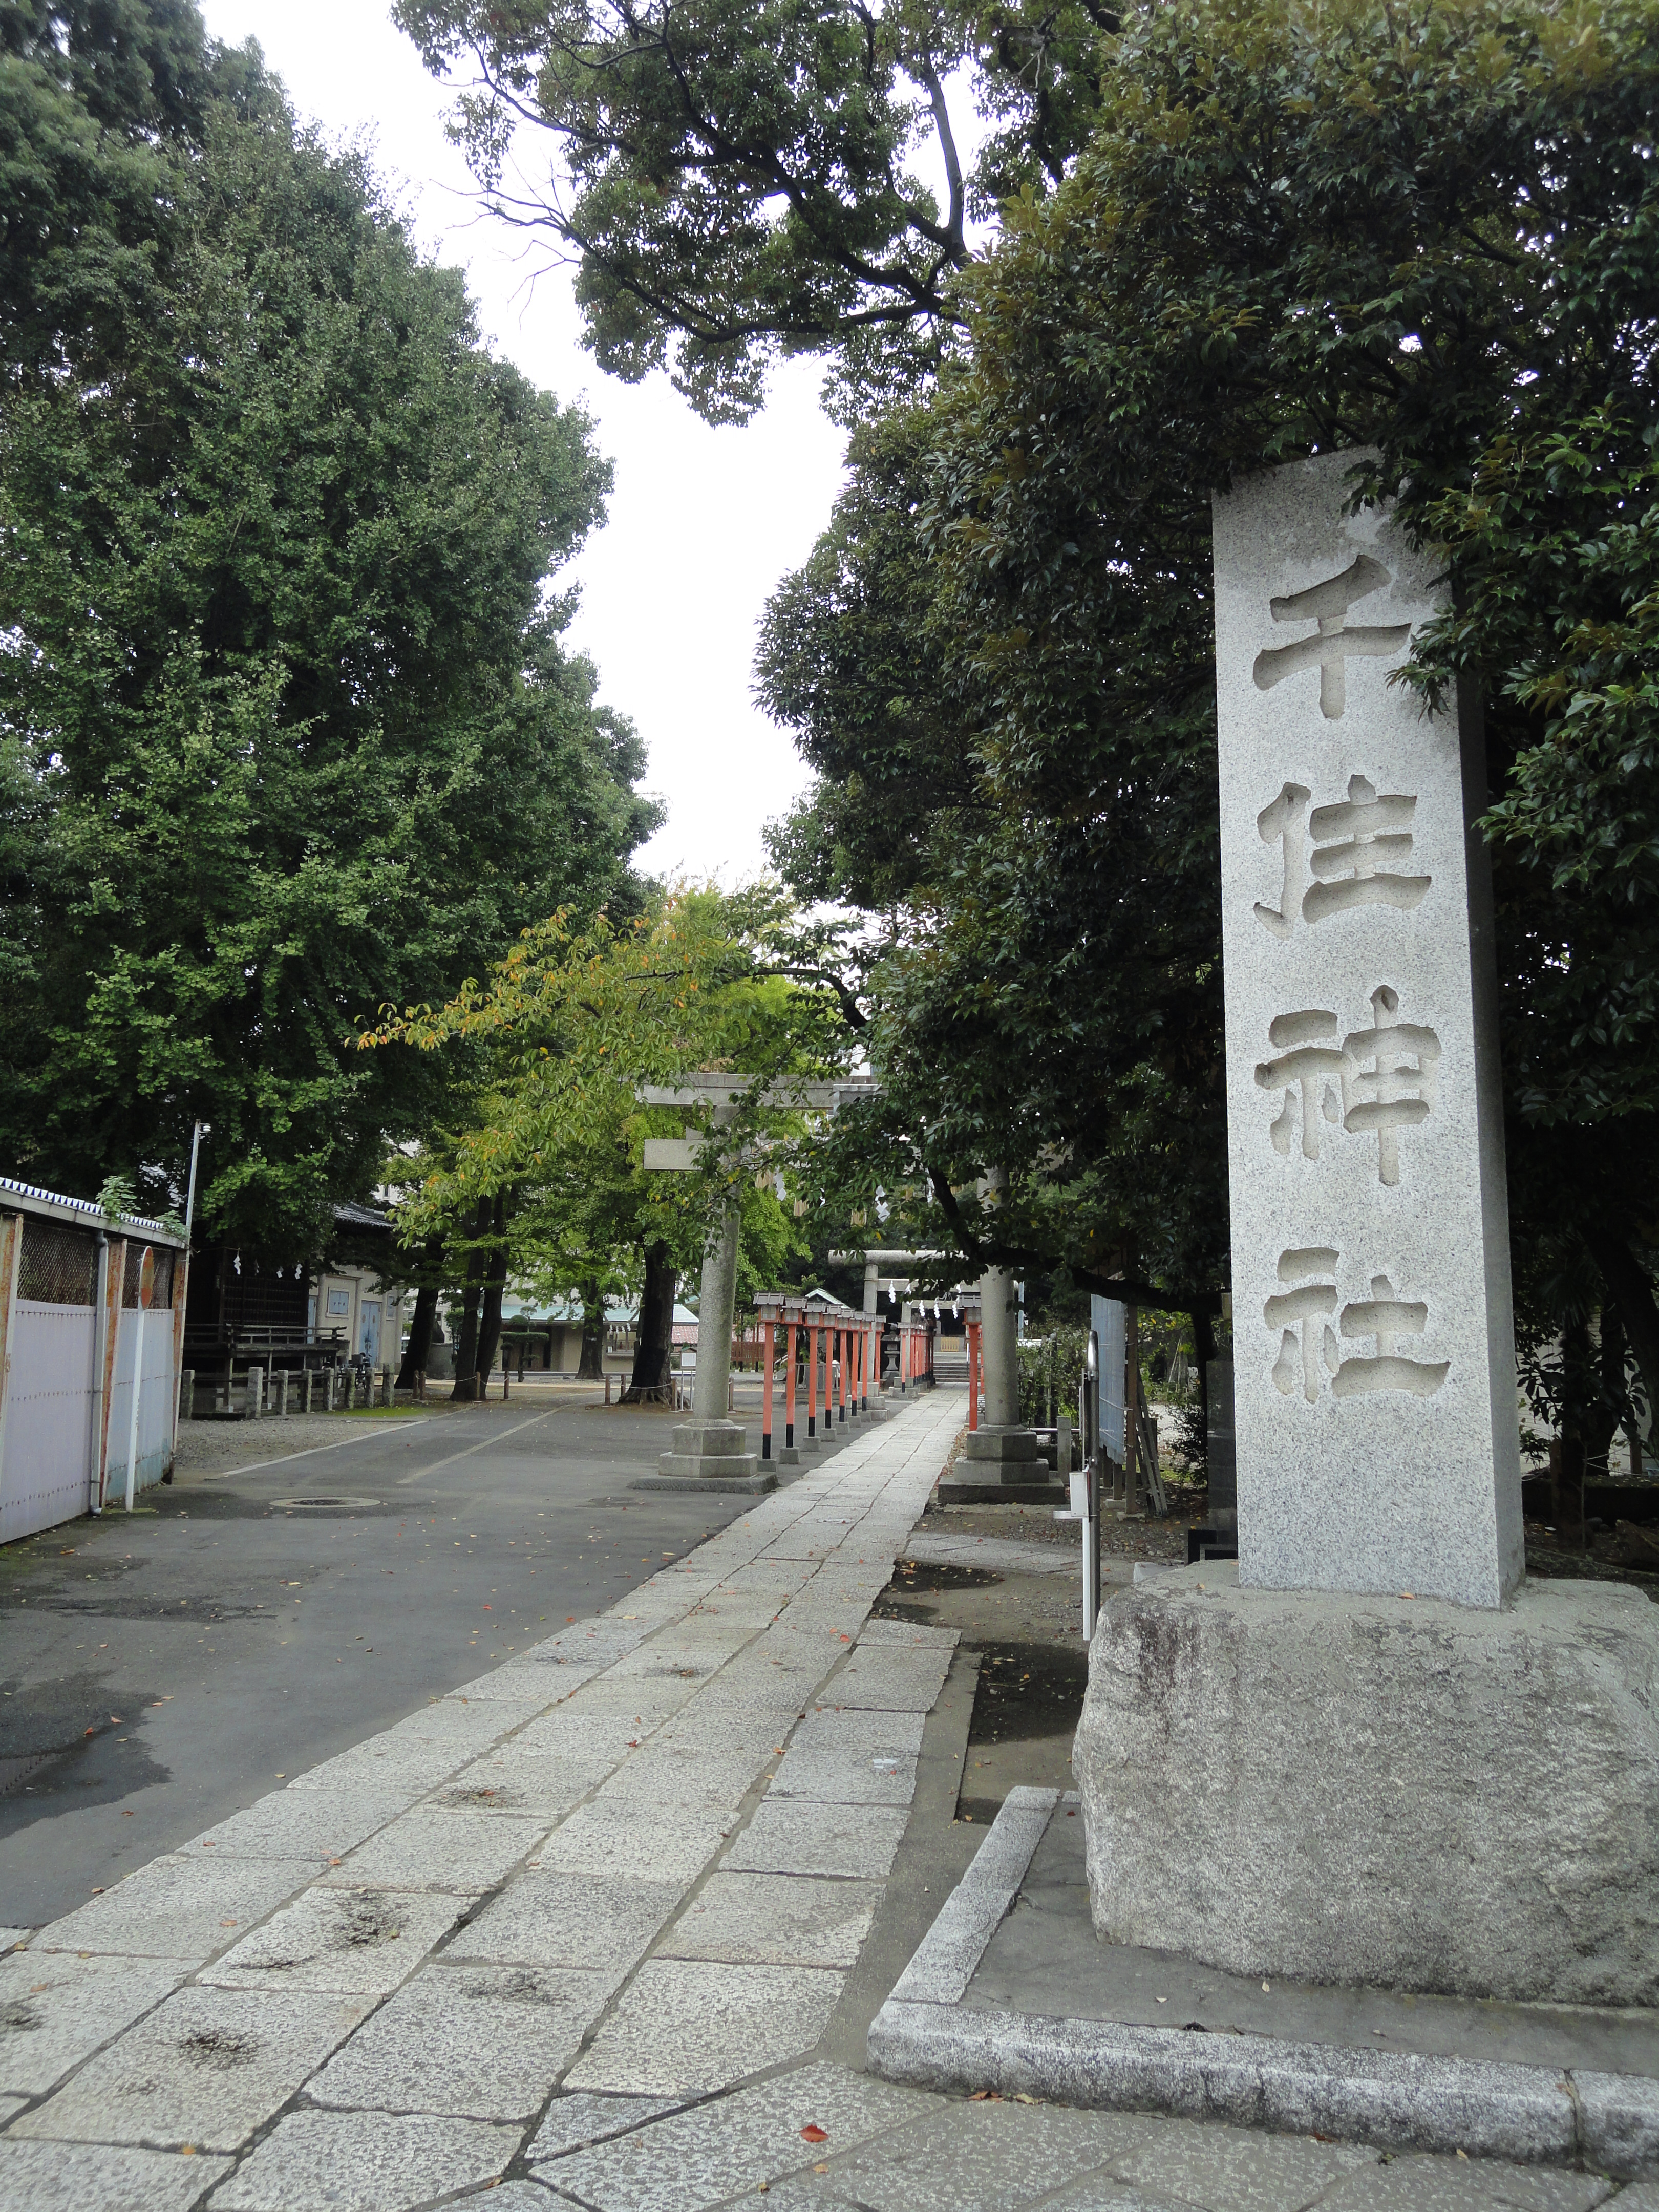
[800,2125,828,2143]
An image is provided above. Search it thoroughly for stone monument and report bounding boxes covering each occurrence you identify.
[634,1078,769,1494]
[942,1168,1045,1497]
[1074,451,1659,2005]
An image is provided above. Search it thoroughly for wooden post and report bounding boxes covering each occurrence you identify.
[807,1317,819,1441]
[760,1313,775,1461]
[784,1311,798,1450]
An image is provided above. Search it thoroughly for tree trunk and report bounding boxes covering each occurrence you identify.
[577,1277,606,1380]
[623,1241,676,1401]
[1584,1217,1659,1450]
[1555,1316,1595,1550]
[475,1194,508,1397]
[449,1196,492,1402]
[396,1235,444,1389]
[451,1280,482,1402]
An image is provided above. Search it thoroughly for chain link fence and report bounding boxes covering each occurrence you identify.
[17,1219,98,1306]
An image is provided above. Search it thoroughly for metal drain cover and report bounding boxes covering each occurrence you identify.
[271,1495,379,1511]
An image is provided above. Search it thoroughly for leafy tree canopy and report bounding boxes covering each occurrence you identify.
[361,884,854,1298]
[393,0,1122,424]
[761,0,1659,1402]
[1,2,660,1248]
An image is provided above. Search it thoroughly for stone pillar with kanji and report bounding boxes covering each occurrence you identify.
[1216,450,1520,1607]
[1074,449,1659,2009]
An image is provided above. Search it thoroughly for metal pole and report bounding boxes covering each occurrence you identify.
[182,1119,209,1245]
[172,1120,209,1453]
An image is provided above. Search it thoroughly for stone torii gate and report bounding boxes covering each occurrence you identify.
[632,1073,878,1495]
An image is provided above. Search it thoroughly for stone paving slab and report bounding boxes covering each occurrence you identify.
[903,1533,1083,1579]
[306,1961,610,2120]
[435,1752,617,1820]
[450,1663,597,1704]
[1111,2117,1386,2211]
[537,2057,933,2208]
[857,1618,961,1649]
[0,1931,26,1951]
[31,1854,307,1965]
[556,1672,703,1721]
[725,1799,910,1880]
[757,2100,1171,2211]
[11,1984,369,2151]
[1315,2160,1616,2209]
[529,2091,690,2160]
[790,1707,927,1758]
[658,1871,883,1967]
[534,1798,737,1881]
[209,2107,517,2211]
[320,1803,549,1893]
[601,1743,771,1807]
[188,1786,411,1864]
[768,1746,918,1805]
[201,1884,466,1995]
[0,1950,184,2097]
[714,1560,819,1595]
[514,1710,659,1761]
[445,1871,684,1976]
[564,1959,846,2095]
[0,2138,235,2210]
[827,1648,954,1712]
[284,1738,475,1800]
[648,1706,809,1752]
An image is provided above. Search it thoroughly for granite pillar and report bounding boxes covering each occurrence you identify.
[1075,448,1659,2005]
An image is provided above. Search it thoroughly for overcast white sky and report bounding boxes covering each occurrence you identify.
[196,0,851,884]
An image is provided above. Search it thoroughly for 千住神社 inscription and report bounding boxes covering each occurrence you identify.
[1213,450,1523,1608]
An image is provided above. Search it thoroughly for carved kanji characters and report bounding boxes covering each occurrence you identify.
[1254,774,1430,937]
[1265,1248,1341,1404]
[1339,986,1441,1187]
[1252,553,1413,719]
[1332,1273,1451,1399]
[1254,1011,1346,1160]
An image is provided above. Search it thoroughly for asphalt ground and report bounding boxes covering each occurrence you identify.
[0,1391,751,1927]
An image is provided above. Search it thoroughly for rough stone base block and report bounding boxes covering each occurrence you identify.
[633,1466,775,1495]
[937,1478,1065,1507]
[961,1425,1039,1465]
[662,1419,748,1463]
[647,1417,768,1490]
[1074,1565,1659,2005]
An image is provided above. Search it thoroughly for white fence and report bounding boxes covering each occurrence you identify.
[0,1179,188,1543]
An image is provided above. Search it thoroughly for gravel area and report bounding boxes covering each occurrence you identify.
[171,1408,449,1478]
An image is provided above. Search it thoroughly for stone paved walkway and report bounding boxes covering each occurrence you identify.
[0,1393,1650,2211]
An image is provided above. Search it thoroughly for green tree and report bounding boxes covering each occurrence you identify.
[363,885,845,1387]
[1,6,659,1246]
[762,0,1659,1409]
[393,0,1122,423]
